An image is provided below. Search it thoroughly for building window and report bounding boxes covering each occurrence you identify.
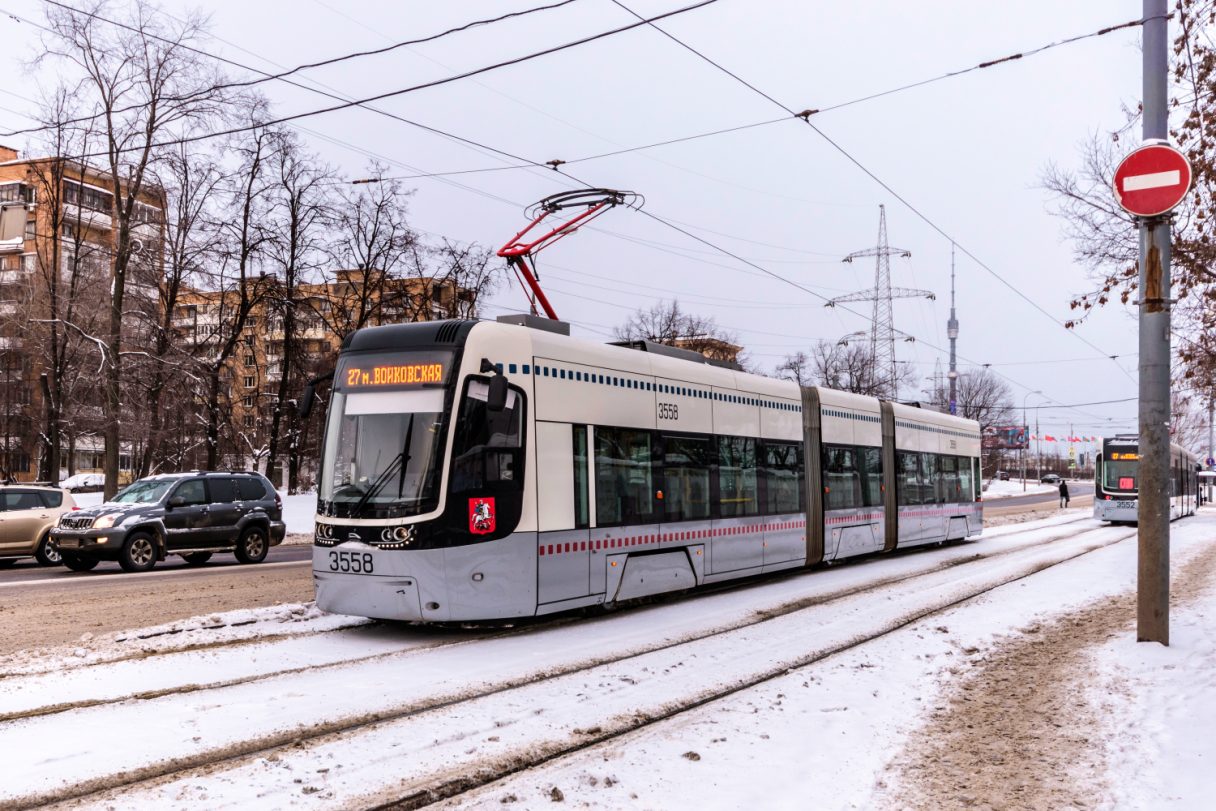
[243,335,254,346]
[244,354,256,367]
[243,415,255,428]
[24,219,35,240]
[242,396,254,408]
[243,375,255,389]
[63,180,113,214]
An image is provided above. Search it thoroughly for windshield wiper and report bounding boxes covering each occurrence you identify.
[396,414,416,500]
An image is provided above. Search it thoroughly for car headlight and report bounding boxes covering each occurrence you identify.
[92,514,117,529]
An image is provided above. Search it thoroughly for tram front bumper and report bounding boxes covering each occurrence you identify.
[314,569,425,621]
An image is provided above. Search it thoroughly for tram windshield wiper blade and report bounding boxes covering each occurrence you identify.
[350,414,417,516]
[396,414,416,500]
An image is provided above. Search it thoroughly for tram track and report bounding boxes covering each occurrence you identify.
[5,521,1126,810]
[370,526,1137,810]
[1,516,1090,726]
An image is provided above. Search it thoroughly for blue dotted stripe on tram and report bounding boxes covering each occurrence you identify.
[499,361,804,413]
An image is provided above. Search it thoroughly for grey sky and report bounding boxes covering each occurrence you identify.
[0,0,1151,439]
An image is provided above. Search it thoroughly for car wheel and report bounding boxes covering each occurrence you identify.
[118,532,158,573]
[234,526,269,564]
[34,534,62,566]
[61,553,99,572]
[181,552,213,566]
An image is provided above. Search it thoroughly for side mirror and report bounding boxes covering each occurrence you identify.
[298,369,334,419]
[487,373,508,412]
[298,383,317,419]
[168,496,185,509]
[480,358,508,412]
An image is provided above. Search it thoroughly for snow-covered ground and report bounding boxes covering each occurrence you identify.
[4,510,1214,808]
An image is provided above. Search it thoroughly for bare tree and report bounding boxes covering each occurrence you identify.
[778,341,914,397]
[40,0,227,498]
[199,123,277,470]
[615,299,745,365]
[1042,0,1216,396]
[317,166,417,338]
[264,134,332,489]
[135,143,224,476]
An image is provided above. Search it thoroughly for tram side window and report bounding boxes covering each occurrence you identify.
[662,435,712,521]
[450,380,523,492]
[957,456,975,502]
[595,427,656,526]
[861,447,882,507]
[719,436,758,517]
[573,425,589,529]
[920,453,941,504]
[896,451,921,506]
[823,445,862,510]
[762,441,803,514]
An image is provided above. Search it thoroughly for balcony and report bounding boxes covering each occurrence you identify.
[63,203,112,231]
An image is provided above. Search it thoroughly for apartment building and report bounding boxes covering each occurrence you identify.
[173,269,477,479]
[0,144,164,482]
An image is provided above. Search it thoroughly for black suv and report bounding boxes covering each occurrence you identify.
[50,472,286,573]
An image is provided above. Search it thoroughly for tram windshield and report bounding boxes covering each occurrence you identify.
[1102,452,1138,493]
[320,351,453,518]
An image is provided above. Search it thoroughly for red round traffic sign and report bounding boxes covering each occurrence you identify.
[1112,143,1192,217]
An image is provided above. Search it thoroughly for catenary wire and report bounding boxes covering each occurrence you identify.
[17,0,722,161]
[2,0,584,139]
[607,0,1141,386]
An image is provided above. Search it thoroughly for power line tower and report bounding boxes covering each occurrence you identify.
[826,205,934,399]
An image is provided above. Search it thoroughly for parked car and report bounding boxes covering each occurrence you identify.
[51,471,286,573]
[0,486,77,567]
[60,472,105,493]
[1040,473,1062,484]
[994,470,1011,481]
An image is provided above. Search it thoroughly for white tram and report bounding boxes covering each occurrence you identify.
[1094,435,1199,523]
[311,317,982,622]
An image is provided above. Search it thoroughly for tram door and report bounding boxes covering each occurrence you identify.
[535,421,591,604]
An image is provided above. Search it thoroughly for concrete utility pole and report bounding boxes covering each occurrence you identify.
[1138,0,1172,646]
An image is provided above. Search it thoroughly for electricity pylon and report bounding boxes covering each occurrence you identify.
[826,205,934,399]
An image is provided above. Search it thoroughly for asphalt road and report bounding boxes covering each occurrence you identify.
[0,542,313,585]
[986,481,1095,514]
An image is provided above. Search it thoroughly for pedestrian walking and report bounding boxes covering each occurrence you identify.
[1059,479,1070,509]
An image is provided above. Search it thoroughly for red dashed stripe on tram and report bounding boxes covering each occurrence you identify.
[538,517,812,557]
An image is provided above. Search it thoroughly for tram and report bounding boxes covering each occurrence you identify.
[1094,435,1199,523]
[310,317,983,622]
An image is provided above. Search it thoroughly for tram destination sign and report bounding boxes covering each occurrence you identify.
[344,362,445,388]
[1112,142,1192,217]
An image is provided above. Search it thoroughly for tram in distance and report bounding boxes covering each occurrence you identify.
[309,317,983,623]
[1094,435,1200,524]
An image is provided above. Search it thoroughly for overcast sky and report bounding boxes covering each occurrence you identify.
[0,0,1157,440]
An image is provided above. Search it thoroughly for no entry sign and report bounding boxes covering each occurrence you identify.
[1112,142,1192,217]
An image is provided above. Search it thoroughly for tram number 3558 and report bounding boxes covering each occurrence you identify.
[658,402,679,420]
[329,550,374,574]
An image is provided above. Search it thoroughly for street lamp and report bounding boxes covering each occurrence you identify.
[1022,390,1044,492]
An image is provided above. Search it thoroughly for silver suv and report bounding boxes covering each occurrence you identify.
[0,486,77,567]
